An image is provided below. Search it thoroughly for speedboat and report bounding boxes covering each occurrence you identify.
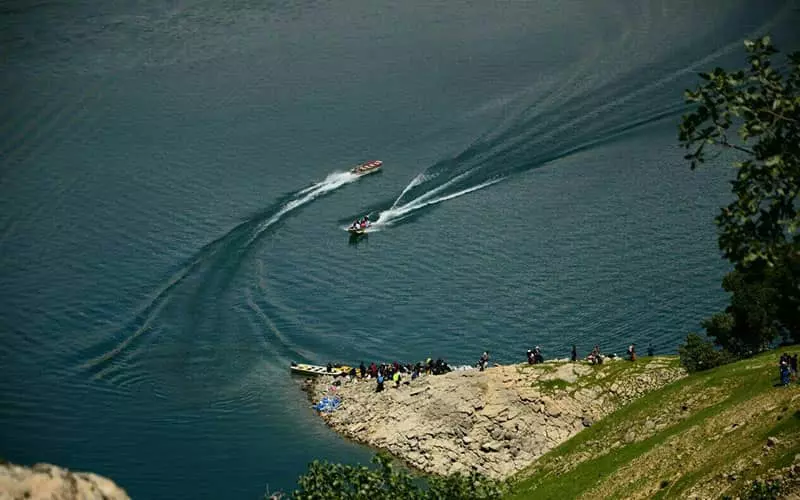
[347,213,372,235]
[347,223,370,235]
[351,160,382,176]
[290,362,352,377]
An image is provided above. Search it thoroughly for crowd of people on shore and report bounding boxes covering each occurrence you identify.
[525,343,649,365]
[317,345,798,397]
[327,358,454,392]
[321,343,652,394]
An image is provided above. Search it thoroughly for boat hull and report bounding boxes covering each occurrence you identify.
[290,363,352,377]
[351,160,383,176]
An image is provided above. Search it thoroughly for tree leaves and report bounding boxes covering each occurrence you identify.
[679,37,800,348]
[292,454,506,500]
[679,37,799,269]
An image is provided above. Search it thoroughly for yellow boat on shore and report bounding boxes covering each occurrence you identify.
[290,362,353,377]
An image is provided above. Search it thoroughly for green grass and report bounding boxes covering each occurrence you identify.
[516,363,556,374]
[536,378,571,394]
[506,347,800,500]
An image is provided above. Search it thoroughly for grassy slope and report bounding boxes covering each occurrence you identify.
[507,348,800,499]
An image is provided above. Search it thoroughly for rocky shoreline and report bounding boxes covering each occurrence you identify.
[304,358,686,479]
[0,461,129,499]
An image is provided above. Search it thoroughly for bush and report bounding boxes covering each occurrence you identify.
[292,453,505,500]
[678,333,734,373]
[741,479,783,500]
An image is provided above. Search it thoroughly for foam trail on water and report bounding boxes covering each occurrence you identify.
[81,169,361,380]
[391,173,429,209]
[402,170,475,208]
[372,177,503,229]
[245,171,358,246]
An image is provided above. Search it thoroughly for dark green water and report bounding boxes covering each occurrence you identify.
[1,0,798,498]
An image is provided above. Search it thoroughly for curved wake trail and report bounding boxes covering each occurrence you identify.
[372,177,503,229]
[80,170,360,384]
[390,173,430,209]
[356,22,783,233]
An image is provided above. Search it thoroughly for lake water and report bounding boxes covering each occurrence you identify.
[1,0,798,498]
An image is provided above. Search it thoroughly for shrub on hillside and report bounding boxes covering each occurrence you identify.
[740,478,784,500]
[292,453,505,500]
[678,333,734,373]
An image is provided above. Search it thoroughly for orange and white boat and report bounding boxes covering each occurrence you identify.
[351,160,383,176]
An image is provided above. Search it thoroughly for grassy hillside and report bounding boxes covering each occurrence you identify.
[507,348,800,499]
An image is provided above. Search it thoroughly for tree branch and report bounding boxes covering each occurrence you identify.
[763,108,798,124]
[719,138,754,155]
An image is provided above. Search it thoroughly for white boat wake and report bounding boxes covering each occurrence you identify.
[247,171,359,245]
[368,172,504,231]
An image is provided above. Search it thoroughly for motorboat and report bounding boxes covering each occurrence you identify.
[351,160,382,176]
[290,362,352,377]
[347,218,371,235]
[348,223,370,235]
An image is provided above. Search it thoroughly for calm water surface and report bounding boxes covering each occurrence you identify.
[1,0,798,498]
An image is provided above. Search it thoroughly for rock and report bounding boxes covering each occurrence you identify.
[0,462,129,500]
[624,430,637,443]
[302,359,687,479]
[448,462,467,475]
[540,396,563,418]
[350,423,367,433]
[480,441,503,452]
[482,405,509,419]
[767,436,779,447]
[410,386,429,396]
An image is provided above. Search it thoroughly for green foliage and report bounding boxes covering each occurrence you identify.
[700,255,800,354]
[292,453,505,500]
[678,36,800,269]
[427,471,507,500]
[680,36,800,352]
[741,479,783,500]
[678,333,733,372]
[710,268,780,354]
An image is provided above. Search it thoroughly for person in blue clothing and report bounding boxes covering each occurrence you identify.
[780,360,791,386]
[376,373,385,392]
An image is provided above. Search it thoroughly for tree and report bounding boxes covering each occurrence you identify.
[679,36,800,348]
[701,267,784,354]
[292,453,505,500]
[678,333,732,372]
[678,36,800,269]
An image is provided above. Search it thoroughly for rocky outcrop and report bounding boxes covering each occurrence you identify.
[0,461,129,500]
[306,358,685,479]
